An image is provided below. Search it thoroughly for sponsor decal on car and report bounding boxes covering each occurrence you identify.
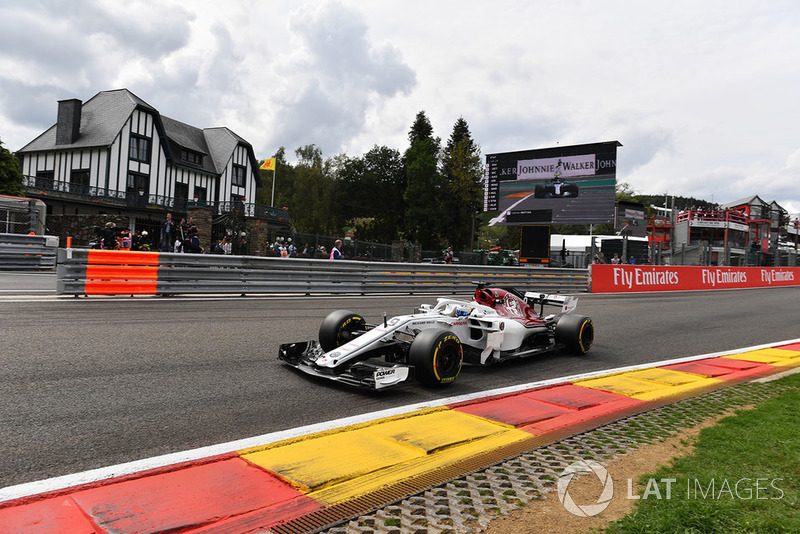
[373,367,410,388]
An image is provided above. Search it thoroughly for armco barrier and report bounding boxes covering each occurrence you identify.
[0,233,59,270]
[56,248,590,296]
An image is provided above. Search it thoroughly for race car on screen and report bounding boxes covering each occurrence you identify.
[278,283,594,390]
[534,177,579,198]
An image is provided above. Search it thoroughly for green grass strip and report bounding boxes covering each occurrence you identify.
[601,373,800,534]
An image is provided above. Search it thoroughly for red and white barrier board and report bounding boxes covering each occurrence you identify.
[591,264,800,293]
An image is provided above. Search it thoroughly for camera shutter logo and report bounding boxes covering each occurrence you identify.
[557,460,614,517]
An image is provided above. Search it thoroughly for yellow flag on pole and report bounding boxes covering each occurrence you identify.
[260,158,276,171]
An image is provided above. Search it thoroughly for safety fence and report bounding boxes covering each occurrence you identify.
[56,249,590,296]
[0,233,59,270]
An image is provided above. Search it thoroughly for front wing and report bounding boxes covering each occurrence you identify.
[278,341,415,389]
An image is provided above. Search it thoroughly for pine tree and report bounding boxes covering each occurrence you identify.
[441,118,483,250]
[402,112,442,249]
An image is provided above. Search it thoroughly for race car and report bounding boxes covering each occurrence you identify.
[534,177,579,198]
[278,283,594,389]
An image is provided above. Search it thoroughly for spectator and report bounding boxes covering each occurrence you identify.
[222,235,232,255]
[237,232,248,255]
[119,229,132,251]
[178,217,188,245]
[611,253,621,265]
[186,228,203,253]
[133,230,150,251]
[444,247,453,264]
[173,238,183,253]
[102,222,118,250]
[330,240,343,260]
[162,213,175,252]
[161,213,175,252]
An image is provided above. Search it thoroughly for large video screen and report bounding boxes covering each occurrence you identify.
[484,141,621,226]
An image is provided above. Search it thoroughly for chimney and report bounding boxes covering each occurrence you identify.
[56,98,82,145]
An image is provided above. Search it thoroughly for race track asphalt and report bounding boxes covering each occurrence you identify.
[1,286,799,489]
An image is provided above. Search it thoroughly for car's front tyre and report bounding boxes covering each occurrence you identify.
[408,329,463,386]
[319,310,366,352]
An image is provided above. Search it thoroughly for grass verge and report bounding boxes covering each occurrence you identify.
[600,373,800,534]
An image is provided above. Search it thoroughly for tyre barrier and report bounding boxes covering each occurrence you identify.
[56,248,591,296]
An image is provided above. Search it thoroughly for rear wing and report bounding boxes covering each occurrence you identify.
[523,292,578,314]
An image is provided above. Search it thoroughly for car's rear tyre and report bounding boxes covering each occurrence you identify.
[555,314,594,355]
[534,184,545,198]
[564,184,579,197]
[408,329,463,386]
[319,310,366,352]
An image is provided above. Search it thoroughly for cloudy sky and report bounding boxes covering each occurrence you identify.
[2,0,799,215]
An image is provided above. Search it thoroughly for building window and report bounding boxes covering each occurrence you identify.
[232,164,246,187]
[193,186,207,205]
[35,170,55,190]
[230,193,246,214]
[69,170,90,195]
[126,172,149,208]
[180,149,203,165]
[129,134,151,162]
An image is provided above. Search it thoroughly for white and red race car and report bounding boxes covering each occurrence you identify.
[278,283,594,389]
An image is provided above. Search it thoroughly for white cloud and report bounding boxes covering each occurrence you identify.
[1,0,799,214]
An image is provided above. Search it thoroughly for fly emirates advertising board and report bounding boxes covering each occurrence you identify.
[592,265,800,293]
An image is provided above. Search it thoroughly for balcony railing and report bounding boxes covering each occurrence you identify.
[675,209,750,225]
[24,175,127,202]
[23,175,290,225]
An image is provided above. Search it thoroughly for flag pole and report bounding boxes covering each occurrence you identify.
[271,166,276,207]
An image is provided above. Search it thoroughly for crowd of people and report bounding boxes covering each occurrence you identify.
[676,206,749,223]
[95,222,151,251]
[161,213,204,253]
[96,212,349,259]
[269,238,343,259]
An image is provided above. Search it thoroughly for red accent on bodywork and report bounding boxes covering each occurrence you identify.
[473,288,544,326]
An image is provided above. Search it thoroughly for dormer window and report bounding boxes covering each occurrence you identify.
[181,149,203,165]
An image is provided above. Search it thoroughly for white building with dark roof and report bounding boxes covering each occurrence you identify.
[15,88,287,251]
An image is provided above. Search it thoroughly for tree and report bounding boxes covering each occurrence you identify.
[403,111,443,249]
[440,117,483,250]
[288,144,338,234]
[0,139,24,196]
[335,145,406,243]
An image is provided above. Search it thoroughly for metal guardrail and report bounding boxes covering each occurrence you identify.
[0,233,59,270]
[56,249,590,296]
